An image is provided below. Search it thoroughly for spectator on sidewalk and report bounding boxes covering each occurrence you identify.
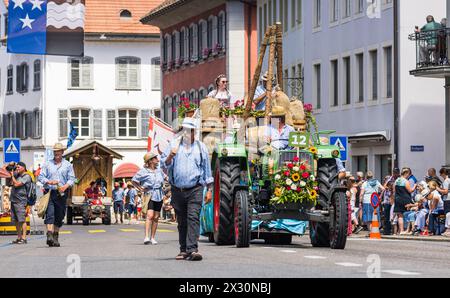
[425,168,442,187]
[437,168,449,201]
[360,171,384,232]
[394,168,416,235]
[426,181,445,235]
[382,176,394,235]
[347,176,362,234]
[355,172,365,226]
[411,181,430,235]
[407,168,418,199]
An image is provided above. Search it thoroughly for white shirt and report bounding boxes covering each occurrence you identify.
[442,177,450,201]
[208,89,232,107]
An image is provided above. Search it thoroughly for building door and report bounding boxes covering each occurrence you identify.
[353,155,368,175]
[377,154,392,182]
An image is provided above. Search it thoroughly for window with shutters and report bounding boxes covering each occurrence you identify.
[188,25,194,62]
[107,110,116,139]
[118,109,138,138]
[59,109,68,139]
[171,95,178,121]
[218,12,225,51]
[15,113,21,139]
[162,35,168,71]
[207,17,213,50]
[69,56,93,89]
[171,32,176,66]
[116,56,141,90]
[16,63,28,93]
[151,57,161,91]
[33,59,41,91]
[93,110,102,139]
[33,109,42,138]
[141,109,151,139]
[7,65,13,94]
[71,109,90,138]
[20,111,28,139]
[180,28,185,63]
[198,87,207,100]
[8,113,14,138]
[198,21,205,59]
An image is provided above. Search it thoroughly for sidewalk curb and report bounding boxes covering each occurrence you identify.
[349,234,450,242]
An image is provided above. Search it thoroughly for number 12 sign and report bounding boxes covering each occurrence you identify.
[288,132,310,148]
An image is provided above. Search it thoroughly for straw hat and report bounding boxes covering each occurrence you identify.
[52,143,66,151]
[144,152,158,163]
[271,106,286,117]
[181,117,197,129]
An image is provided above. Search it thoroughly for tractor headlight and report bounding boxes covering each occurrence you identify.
[222,148,228,157]
[332,150,340,158]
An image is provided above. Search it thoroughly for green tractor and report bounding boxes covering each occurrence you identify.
[200,126,348,249]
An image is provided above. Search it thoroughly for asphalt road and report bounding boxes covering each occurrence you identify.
[1,220,449,278]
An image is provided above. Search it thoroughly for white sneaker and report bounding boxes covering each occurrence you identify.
[144,237,151,245]
[151,238,158,245]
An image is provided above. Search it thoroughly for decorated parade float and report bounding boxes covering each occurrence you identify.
[197,24,348,249]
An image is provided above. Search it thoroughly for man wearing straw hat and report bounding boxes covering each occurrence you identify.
[38,143,76,247]
[265,106,295,151]
[254,71,269,111]
[161,117,213,261]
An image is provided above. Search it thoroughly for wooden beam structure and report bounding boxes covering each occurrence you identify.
[264,25,277,124]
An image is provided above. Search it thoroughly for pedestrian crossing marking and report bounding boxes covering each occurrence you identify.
[335,262,363,267]
[157,229,175,233]
[59,231,72,235]
[120,229,140,232]
[5,142,19,154]
[382,270,421,276]
[88,230,106,234]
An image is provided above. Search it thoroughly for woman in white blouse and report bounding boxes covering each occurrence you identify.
[207,74,232,108]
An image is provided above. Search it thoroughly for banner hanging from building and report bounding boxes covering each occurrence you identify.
[7,0,85,56]
[148,116,174,155]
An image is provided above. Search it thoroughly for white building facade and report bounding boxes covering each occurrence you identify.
[257,0,446,179]
[0,2,162,173]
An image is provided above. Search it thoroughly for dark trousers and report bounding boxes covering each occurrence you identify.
[429,211,445,235]
[44,191,67,228]
[172,186,203,254]
[383,203,392,235]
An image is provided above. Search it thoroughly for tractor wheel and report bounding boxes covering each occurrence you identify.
[310,158,338,248]
[66,207,73,225]
[213,158,240,245]
[264,234,293,245]
[234,190,251,248]
[102,206,112,225]
[329,191,348,249]
[82,205,90,226]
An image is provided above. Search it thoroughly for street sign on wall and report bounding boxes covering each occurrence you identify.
[330,136,348,161]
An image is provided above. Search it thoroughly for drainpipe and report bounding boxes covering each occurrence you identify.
[393,0,399,169]
[445,0,450,169]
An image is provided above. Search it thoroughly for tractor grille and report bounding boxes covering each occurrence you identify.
[279,151,313,168]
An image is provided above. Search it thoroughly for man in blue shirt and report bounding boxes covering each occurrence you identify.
[126,182,138,224]
[161,117,213,261]
[253,72,269,111]
[264,106,295,151]
[38,143,76,248]
[112,182,125,224]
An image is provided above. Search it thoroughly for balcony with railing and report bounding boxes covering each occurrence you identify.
[409,28,450,78]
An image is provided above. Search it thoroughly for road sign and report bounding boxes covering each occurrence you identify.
[3,139,21,163]
[288,132,310,148]
[371,192,380,208]
[330,136,348,161]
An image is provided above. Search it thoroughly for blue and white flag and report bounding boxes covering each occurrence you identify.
[7,0,85,56]
[67,121,78,149]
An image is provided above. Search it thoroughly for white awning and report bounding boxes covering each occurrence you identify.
[348,130,391,143]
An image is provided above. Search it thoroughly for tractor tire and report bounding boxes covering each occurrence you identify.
[329,191,348,249]
[82,205,90,226]
[309,158,338,248]
[234,190,251,248]
[213,158,240,245]
[66,207,73,225]
[102,206,112,225]
[264,234,293,245]
[310,158,348,249]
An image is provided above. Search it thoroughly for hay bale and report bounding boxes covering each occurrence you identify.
[203,134,221,155]
[200,97,221,119]
[272,91,293,126]
[290,99,306,122]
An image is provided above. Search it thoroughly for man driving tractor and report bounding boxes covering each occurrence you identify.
[265,106,295,151]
